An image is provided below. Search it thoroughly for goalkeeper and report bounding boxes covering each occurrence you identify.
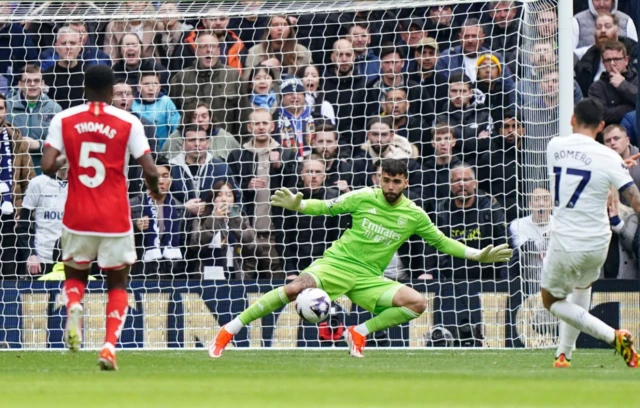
[210,159,512,358]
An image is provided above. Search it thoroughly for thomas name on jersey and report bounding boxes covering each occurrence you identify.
[361,218,401,246]
[73,122,118,139]
[553,150,592,166]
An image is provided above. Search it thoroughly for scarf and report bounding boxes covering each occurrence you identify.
[141,193,182,261]
[278,105,315,160]
[251,91,277,110]
[0,127,13,206]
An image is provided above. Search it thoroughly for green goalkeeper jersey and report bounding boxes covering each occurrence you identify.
[300,187,467,276]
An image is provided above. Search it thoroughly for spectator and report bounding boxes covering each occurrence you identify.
[409,37,449,117]
[323,39,368,156]
[152,3,194,73]
[39,22,111,72]
[588,40,638,126]
[380,88,424,160]
[602,125,640,189]
[485,1,520,74]
[397,18,429,73]
[130,157,184,279]
[436,18,515,93]
[422,124,461,215]
[282,157,341,279]
[228,5,268,51]
[42,27,86,109]
[0,93,35,277]
[227,108,298,278]
[131,71,181,149]
[424,5,459,51]
[351,117,423,199]
[169,124,235,212]
[573,0,637,59]
[243,15,312,81]
[162,103,240,162]
[345,21,380,83]
[112,79,157,197]
[173,9,245,73]
[369,159,427,280]
[17,163,66,277]
[535,7,558,42]
[190,180,259,280]
[239,64,278,137]
[7,64,62,172]
[170,32,242,134]
[112,33,170,94]
[433,164,507,281]
[311,123,354,194]
[368,47,421,116]
[477,110,525,223]
[575,13,638,96]
[475,54,516,123]
[621,111,637,146]
[435,73,492,164]
[103,1,156,61]
[296,65,336,125]
[273,75,315,161]
[0,4,38,87]
[604,190,639,279]
[508,188,552,283]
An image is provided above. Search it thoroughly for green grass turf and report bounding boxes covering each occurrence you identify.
[0,349,636,408]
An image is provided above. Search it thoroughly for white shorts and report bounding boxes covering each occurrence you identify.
[61,230,137,270]
[541,246,607,299]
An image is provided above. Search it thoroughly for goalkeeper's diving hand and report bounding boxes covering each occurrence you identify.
[467,244,513,263]
[270,187,304,211]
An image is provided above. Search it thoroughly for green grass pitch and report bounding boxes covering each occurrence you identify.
[0,349,636,407]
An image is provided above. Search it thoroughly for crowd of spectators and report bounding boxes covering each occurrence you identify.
[0,0,637,283]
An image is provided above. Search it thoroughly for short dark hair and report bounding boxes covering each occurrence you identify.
[114,78,128,87]
[85,65,116,92]
[449,72,471,86]
[140,71,160,81]
[347,20,369,33]
[182,124,207,137]
[574,98,604,129]
[602,40,627,57]
[367,116,394,130]
[385,87,408,98]
[155,155,171,171]
[379,46,404,61]
[315,122,337,135]
[496,109,521,130]
[21,63,41,76]
[381,158,408,178]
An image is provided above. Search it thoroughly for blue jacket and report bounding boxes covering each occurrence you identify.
[622,111,638,146]
[39,46,111,72]
[169,152,239,204]
[436,45,515,94]
[132,95,181,149]
[354,51,380,83]
[0,23,38,85]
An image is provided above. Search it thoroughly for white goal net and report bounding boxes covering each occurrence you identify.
[0,0,636,350]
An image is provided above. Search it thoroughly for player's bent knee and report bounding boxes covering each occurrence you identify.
[540,288,562,311]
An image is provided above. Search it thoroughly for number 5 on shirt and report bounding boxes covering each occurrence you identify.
[79,142,106,188]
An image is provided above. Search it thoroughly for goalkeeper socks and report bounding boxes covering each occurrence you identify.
[104,289,129,347]
[556,288,592,359]
[230,287,289,334]
[550,299,615,345]
[364,307,420,334]
[63,278,86,309]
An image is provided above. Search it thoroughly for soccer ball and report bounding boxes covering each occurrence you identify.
[296,288,330,323]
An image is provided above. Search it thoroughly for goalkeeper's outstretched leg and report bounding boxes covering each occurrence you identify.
[209,274,317,358]
[346,285,426,358]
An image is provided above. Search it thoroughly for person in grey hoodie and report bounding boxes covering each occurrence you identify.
[574,0,637,59]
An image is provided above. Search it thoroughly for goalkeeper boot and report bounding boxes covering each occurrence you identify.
[209,326,234,358]
[614,329,638,368]
[98,343,118,371]
[64,303,83,352]
[346,326,366,358]
[553,353,571,368]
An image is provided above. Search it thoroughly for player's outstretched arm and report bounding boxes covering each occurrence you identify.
[465,244,513,263]
[270,187,304,211]
[137,153,161,199]
[270,187,365,216]
[621,184,640,215]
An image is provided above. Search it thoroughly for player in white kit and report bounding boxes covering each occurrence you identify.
[544,99,638,368]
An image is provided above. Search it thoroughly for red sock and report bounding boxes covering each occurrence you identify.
[104,289,128,347]
[63,278,86,309]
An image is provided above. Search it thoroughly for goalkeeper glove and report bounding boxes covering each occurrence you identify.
[466,244,513,263]
[270,187,304,211]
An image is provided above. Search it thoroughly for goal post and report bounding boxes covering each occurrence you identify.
[0,0,635,351]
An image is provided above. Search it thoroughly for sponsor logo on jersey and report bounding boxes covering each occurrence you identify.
[43,210,64,220]
[368,208,376,215]
[398,216,407,227]
[362,218,401,246]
